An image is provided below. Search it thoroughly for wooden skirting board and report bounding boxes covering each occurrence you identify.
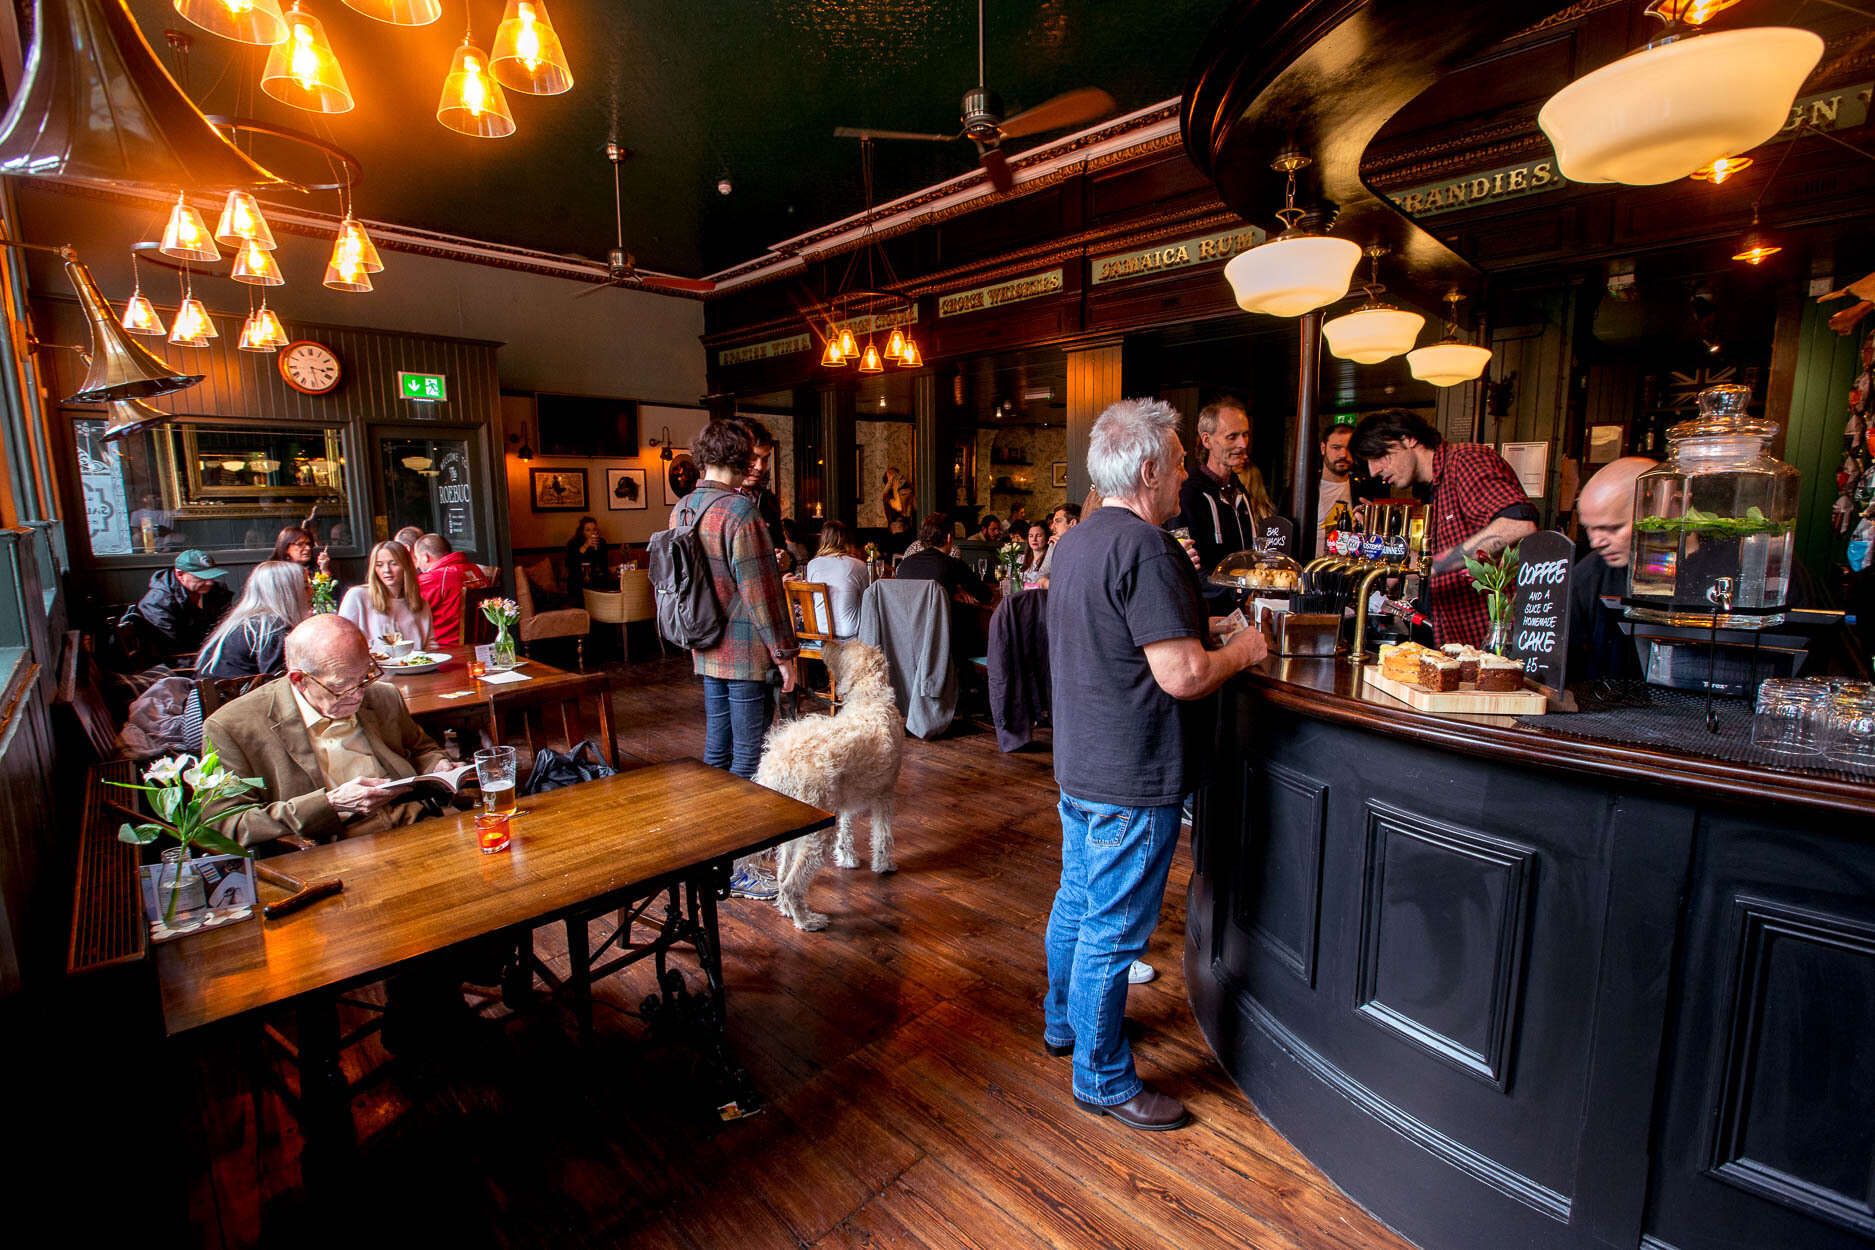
[1361,664,1549,715]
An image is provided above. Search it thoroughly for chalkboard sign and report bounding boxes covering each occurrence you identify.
[1260,516,1294,557]
[1505,529,1574,693]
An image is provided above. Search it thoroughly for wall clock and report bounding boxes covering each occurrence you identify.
[279,340,343,395]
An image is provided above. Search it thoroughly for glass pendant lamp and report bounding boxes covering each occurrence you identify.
[1321,246,1426,364]
[262,3,355,114]
[160,193,220,263]
[214,190,276,250]
[1222,153,1360,317]
[1538,8,1820,186]
[437,33,516,138]
[1406,292,1492,387]
[169,295,214,347]
[884,327,906,360]
[341,0,440,24]
[238,300,289,352]
[858,341,884,374]
[231,237,285,285]
[898,338,922,368]
[120,258,167,336]
[490,0,573,95]
[820,336,846,367]
[172,0,290,46]
[837,327,858,357]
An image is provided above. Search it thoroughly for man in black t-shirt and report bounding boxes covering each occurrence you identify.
[1043,398,1267,1134]
[895,513,991,604]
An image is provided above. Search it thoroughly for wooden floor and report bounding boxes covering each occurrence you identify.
[171,657,1413,1249]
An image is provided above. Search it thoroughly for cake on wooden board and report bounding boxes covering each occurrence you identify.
[1475,654,1526,692]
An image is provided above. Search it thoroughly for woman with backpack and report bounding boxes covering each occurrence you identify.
[667,419,798,899]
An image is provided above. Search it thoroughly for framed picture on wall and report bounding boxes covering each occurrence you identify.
[606,467,647,510]
[662,450,699,506]
[1051,461,1067,488]
[530,468,588,511]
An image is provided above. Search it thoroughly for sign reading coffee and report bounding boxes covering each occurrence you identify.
[1505,529,1574,693]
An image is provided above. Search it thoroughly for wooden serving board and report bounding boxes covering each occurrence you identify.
[1362,664,1548,715]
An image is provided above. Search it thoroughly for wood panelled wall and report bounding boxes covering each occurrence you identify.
[33,297,508,606]
[0,525,58,996]
[1065,342,1123,506]
[1785,297,1863,578]
[1482,290,1578,520]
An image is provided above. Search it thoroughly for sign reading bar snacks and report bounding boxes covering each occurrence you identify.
[938,268,1064,317]
[716,333,812,368]
[1090,225,1266,285]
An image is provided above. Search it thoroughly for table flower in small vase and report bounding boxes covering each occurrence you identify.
[482,596,521,669]
[310,571,338,615]
[997,538,1026,591]
[108,748,261,926]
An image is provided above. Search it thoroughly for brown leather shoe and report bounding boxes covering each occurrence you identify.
[1073,1086,1190,1131]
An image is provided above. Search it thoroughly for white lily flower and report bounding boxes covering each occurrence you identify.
[144,755,195,785]
[183,763,231,793]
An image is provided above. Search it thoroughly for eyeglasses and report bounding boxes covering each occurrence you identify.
[299,662,383,702]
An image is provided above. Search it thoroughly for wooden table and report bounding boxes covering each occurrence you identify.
[154,761,832,1181]
[385,645,615,761]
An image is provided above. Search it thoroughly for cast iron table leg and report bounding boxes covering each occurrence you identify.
[689,868,761,1117]
[295,993,355,1187]
[564,914,593,1042]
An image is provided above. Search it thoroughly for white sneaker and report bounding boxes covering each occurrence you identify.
[1127,960,1157,985]
[728,866,779,900]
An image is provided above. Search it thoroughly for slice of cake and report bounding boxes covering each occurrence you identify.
[1419,655,1463,692]
[1379,641,1436,683]
[1475,654,1526,692]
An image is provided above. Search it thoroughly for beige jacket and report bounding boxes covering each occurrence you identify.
[203,678,448,847]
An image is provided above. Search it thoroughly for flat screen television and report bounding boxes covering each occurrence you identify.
[534,393,638,457]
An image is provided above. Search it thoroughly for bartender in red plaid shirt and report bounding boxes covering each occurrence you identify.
[1350,409,1537,648]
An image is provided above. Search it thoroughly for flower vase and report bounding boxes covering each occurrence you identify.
[490,624,518,670]
[1484,613,1511,656]
[158,846,204,926]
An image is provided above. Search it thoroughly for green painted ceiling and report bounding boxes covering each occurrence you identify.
[128,0,1230,275]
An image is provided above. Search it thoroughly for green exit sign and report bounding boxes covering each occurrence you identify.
[398,371,447,402]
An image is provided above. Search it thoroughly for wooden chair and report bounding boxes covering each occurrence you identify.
[462,584,503,646]
[783,580,839,709]
[196,672,273,716]
[495,670,617,770]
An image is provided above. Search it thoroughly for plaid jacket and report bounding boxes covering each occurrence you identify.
[1428,442,1531,648]
[671,482,797,680]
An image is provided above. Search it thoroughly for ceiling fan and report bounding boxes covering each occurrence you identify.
[572,143,715,298]
[833,0,1115,194]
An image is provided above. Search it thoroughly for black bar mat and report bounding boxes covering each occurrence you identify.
[1514,682,1874,784]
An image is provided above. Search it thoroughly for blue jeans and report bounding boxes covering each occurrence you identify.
[1043,793,1182,1105]
[702,676,773,779]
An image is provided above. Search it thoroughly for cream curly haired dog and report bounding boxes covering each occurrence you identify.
[753,640,903,931]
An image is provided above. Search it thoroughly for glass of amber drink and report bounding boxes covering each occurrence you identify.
[475,745,518,816]
[474,811,512,854]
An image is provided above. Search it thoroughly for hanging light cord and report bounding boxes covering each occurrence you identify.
[1749,117,1805,225]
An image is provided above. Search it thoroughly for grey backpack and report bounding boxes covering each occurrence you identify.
[648,492,735,650]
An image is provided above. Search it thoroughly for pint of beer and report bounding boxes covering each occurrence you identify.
[474,746,518,817]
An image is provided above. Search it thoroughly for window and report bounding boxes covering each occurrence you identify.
[74,419,352,557]
[379,435,478,553]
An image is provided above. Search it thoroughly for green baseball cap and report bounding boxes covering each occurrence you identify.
[174,549,227,580]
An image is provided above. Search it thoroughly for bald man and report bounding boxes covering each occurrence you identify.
[204,615,454,846]
[1569,456,1655,681]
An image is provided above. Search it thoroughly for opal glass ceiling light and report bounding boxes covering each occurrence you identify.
[262,3,354,113]
[437,36,516,138]
[490,0,572,95]
[1406,292,1492,387]
[341,0,440,25]
[160,193,220,262]
[173,0,290,46]
[214,190,276,250]
[1222,152,1359,318]
[1538,9,1821,187]
[1321,246,1425,365]
[231,237,284,284]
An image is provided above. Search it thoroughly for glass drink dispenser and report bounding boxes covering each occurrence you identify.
[1627,384,1800,627]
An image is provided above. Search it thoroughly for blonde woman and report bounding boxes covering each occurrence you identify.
[197,561,311,678]
[802,519,874,639]
[340,540,434,649]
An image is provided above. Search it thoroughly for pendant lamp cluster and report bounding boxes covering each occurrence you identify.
[170,0,574,138]
[819,138,924,373]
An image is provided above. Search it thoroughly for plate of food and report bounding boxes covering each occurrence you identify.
[381,651,449,675]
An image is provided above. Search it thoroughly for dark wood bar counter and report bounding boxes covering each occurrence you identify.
[1186,661,1875,1250]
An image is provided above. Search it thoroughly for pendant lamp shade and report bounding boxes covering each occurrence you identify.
[1406,343,1494,387]
[340,0,440,24]
[323,253,374,292]
[63,259,203,402]
[100,395,172,442]
[489,0,573,95]
[160,193,220,262]
[231,237,285,285]
[262,3,354,114]
[898,339,922,368]
[437,39,516,138]
[120,288,166,336]
[173,0,290,45]
[334,216,383,271]
[857,343,884,374]
[884,327,906,360]
[238,303,289,351]
[169,296,213,347]
[820,337,845,367]
[324,215,381,291]
[837,328,858,357]
[1224,234,1362,318]
[1322,305,1426,365]
[215,190,276,249]
[1537,28,1821,186]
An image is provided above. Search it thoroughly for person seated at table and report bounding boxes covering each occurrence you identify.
[392,524,424,551]
[897,512,992,605]
[126,548,233,657]
[1569,456,1655,682]
[1019,519,1050,586]
[564,515,610,598]
[968,513,1006,545]
[1036,504,1080,581]
[203,615,455,846]
[271,525,332,581]
[803,519,875,640]
[340,540,434,651]
[413,532,493,646]
[196,561,310,679]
